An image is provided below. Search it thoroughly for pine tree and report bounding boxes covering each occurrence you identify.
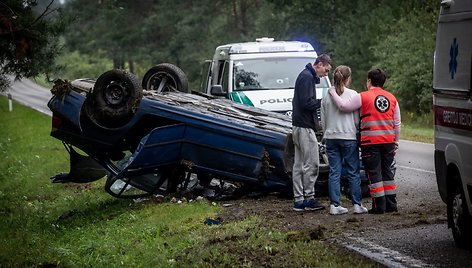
[0,0,65,91]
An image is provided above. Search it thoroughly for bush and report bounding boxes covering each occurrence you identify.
[54,50,113,80]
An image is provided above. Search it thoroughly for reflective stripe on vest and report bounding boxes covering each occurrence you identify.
[360,120,394,127]
[360,87,397,145]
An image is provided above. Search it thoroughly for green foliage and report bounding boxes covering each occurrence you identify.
[372,1,438,114]
[261,0,340,52]
[139,1,223,87]
[55,50,113,80]
[0,0,442,115]
[0,0,66,91]
[61,0,275,89]
[401,110,434,144]
[326,1,385,89]
[53,0,440,115]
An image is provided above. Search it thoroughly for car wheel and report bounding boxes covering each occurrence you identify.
[85,69,142,129]
[142,63,189,93]
[448,174,472,248]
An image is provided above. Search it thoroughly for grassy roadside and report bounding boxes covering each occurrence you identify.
[400,111,434,144]
[0,97,379,267]
[400,124,433,144]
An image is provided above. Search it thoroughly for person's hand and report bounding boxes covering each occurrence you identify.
[394,142,399,152]
[328,86,336,96]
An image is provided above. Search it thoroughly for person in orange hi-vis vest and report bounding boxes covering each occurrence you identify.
[327,68,401,214]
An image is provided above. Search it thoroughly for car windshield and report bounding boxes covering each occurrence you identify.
[233,57,329,91]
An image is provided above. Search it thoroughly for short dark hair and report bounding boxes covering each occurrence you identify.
[367,68,386,87]
[315,54,333,67]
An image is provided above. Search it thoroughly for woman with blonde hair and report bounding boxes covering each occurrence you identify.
[321,65,368,215]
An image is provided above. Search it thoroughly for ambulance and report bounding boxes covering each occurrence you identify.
[199,38,330,116]
[433,0,472,248]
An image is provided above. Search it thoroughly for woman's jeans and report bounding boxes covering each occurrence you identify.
[326,139,362,206]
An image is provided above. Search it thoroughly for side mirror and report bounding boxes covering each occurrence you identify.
[210,85,226,96]
[440,0,453,8]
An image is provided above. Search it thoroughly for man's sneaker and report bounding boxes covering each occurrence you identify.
[353,204,368,214]
[329,204,348,215]
[293,200,305,211]
[304,198,325,211]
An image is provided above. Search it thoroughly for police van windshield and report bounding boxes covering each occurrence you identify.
[233,57,329,91]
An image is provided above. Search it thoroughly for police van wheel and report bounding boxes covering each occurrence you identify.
[85,69,142,129]
[142,63,189,93]
[448,174,472,248]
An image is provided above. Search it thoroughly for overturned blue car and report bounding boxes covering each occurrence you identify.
[48,64,364,199]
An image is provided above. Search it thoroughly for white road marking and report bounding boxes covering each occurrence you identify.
[396,165,435,175]
[340,236,432,268]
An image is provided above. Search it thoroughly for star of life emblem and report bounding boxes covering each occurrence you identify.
[375,95,390,113]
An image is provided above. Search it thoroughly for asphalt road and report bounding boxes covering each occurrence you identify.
[342,140,472,268]
[5,78,472,267]
[3,75,52,116]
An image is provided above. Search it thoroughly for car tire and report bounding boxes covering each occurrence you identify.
[448,173,472,248]
[142,63,189,93]
[85,69,142,129]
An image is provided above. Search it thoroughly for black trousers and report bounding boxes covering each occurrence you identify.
[361,143,397,212]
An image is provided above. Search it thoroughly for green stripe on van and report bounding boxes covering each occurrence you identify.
[230,92,254,106]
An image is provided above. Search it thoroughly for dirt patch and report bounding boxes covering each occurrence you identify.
[174,171,448,265]
[215,193,447,241]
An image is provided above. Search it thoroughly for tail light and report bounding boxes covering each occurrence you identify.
[52,114,62,131]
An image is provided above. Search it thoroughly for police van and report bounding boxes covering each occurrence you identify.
[199,38,330,116]
[433,0,472,248]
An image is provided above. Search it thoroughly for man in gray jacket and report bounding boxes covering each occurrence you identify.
[291,54,332,211]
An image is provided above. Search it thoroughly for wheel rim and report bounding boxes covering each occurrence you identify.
[104,80,128,105]
[452,192,463,233]
[147,72,178,93]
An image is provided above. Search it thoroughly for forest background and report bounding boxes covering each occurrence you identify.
[1,0,439,124]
